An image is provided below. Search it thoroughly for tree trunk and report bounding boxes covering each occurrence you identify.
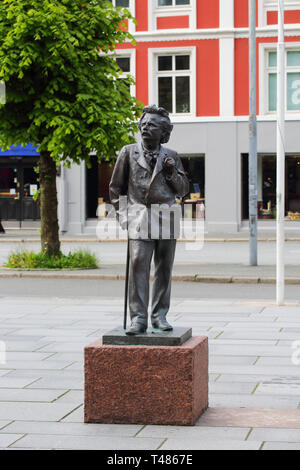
[39,150,60,256]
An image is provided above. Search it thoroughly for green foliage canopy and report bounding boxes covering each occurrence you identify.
[0,0,143,165]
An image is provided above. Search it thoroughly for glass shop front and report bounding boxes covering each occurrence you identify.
[0,145,40,225]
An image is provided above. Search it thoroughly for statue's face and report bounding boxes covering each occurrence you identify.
[140,113,163,144]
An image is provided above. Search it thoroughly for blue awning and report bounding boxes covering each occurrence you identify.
[0,144,39,156]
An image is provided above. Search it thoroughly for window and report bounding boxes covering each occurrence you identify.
[114,50,136,96]
[259,0,300,27]
[116,57,130,73]
[109,0,129,7]
[149,0,195,31]
[116,56,131,94]
[242,154,300,220]
[267,49,300,112]
[158,0,190,5]
[157,54,191,114]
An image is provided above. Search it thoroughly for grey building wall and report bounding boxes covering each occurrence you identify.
[168,119,300,232]
[60,119,300,234]
[59,162,86,234]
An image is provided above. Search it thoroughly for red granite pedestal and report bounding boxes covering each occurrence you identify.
[84,336,208,426]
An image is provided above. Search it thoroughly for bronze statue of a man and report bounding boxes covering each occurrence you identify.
[109,105,189,335]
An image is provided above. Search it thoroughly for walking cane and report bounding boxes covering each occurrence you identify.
[123,237,130,330]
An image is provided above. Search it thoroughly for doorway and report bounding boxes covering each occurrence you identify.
[0,158,40,226]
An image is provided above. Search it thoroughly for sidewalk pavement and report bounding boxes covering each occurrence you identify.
[2,226,300,241]
[0,296,300,450]
[1,227,300,283]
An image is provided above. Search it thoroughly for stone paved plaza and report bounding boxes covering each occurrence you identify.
[0,295,300,450]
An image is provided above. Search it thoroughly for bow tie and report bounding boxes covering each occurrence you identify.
[144,149,159,170]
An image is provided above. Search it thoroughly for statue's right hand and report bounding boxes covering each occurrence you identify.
[120,221,128,231]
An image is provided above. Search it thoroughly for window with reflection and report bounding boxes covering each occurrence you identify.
[267,49,300,112]
[157,54,191,114]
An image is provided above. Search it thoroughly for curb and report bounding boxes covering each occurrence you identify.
[0,271,299,284]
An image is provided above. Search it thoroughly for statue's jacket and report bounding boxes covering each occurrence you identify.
[109,143,189,240]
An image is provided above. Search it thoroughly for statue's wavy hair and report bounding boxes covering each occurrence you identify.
[138,105,173,144]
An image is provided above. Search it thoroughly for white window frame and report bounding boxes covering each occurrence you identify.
[259,42,300,115]
[115,49,136,97]
[148,0,196,31]
[109,0,135,34]
[258,0,300,27]
[157,0,191,8]
[148,47,196,118]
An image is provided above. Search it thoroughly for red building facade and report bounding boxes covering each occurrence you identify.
[113,0,300,119]
[77,1,300,234]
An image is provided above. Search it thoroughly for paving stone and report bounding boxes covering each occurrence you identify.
[262,442,300,450]
[0,371,10,377]
[219,330,300,340]
[11,434,163,450]
[160,438,261,450]
[0,360,74,371]
[249,428,300,442]
[256,357,296,366]
[197,407,300,428]
[210,339,278,346]
[33,342,85,353]
[255,383,300,396]
[43,352,83,362]
[139,425,250,440]
[210,344,292,357]
[225,323,282,330]
[267,375,300,384]
[0,421,11,430]
[2,420,143,437]
[0,329,20,335]
[3,321,77,328]
[27,376,83,390]
[209,382,256,394]
[278,340,300,346]
[0,388,68,402]
[54,390,83,403]
[262,307,300,315]
[60,405,83,422]
[173,305,262,314]
[0,434,24,448]
[0,376,41,388]
[0,402,80,421]
[210,356,258,365]
[209,365,300,376]
[11,328,97,337]
[0,341,51,352]
[62,362,83,371]
[216,373,300,384]
[5,352,52,361]
[41,336,99,343]
[209,394,300,409]
[0,336,46,342]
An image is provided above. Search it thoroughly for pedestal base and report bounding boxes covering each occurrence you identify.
[84,336,208,426]
[102,326,192,346]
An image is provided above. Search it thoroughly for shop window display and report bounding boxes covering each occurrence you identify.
[242,154,300,220]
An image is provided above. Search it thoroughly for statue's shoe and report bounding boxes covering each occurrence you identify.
[125,323,147,336]
[152,319,173,331]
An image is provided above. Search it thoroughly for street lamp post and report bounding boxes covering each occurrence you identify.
[249,0,258,266]
[276,0,285,305]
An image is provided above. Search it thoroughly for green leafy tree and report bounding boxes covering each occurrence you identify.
[0,0,142,255]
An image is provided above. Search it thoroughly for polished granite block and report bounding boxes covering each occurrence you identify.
[84,336,208,425]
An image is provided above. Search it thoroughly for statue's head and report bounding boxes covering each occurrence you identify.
[138,105,173,144]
